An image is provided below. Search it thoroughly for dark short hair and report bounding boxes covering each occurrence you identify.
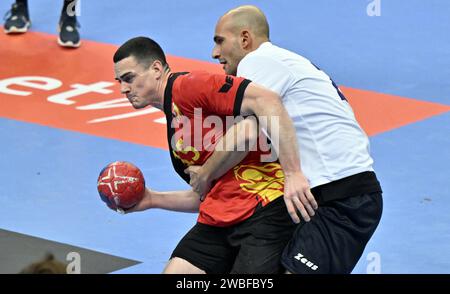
[113,36,168,69]
[19,253,67,274]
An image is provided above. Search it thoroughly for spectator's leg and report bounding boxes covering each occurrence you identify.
[4,0,30,34]
[58,0,81,48]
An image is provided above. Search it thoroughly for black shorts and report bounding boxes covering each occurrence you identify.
[171,197,297,274]
[281,192,383,274]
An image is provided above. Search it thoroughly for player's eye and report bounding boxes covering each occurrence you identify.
[214,37,224,45]
[123,76,134,83]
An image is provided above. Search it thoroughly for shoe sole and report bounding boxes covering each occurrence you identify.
[57,36,81,48]
[4,21,31,34]
[57,24,81,48]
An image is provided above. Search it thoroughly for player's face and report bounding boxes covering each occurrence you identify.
[114,56,157,109]
[212,19,246,76]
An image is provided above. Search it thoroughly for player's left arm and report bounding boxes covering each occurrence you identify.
[125,188,201,213]
[239,82,318,223]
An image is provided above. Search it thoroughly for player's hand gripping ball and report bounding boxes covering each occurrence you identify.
[97,161,145,212]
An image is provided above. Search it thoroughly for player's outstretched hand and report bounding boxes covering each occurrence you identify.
[122,188,153,214]
[283,171,318,223]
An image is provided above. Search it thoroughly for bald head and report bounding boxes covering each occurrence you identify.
[220,5,269,40]
[212,5,270,75]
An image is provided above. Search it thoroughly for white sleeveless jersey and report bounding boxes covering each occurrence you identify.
[237,42,374,188]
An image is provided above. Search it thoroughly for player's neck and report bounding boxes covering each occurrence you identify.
[153,69,172,110]
[252,38,269,51]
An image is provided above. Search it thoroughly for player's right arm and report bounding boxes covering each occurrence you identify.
[239,82,318,223]
[179,72,317,223]
[126,188,201,213]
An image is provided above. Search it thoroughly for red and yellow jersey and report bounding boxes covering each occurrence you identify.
[163,71,284,227]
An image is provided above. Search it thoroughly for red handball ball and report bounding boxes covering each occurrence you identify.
[97,161,145,211]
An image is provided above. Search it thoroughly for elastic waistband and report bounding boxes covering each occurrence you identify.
[311,171,382,204]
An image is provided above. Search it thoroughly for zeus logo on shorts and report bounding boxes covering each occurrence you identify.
[294,253,319,271]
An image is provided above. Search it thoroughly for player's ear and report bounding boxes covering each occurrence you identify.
[151,60,164,78]
[241,30,251,49]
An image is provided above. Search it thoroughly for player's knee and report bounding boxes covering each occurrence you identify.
[163,257,206,274]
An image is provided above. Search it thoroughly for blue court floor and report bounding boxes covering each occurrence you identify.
[0,0,449,273]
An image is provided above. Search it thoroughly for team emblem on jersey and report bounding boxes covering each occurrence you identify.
[234,162,284,203]
[172,138,200,165]
[218,76,234,93]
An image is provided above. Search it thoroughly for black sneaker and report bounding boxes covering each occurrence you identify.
[3,2,31,34]
[58,13,80,48]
